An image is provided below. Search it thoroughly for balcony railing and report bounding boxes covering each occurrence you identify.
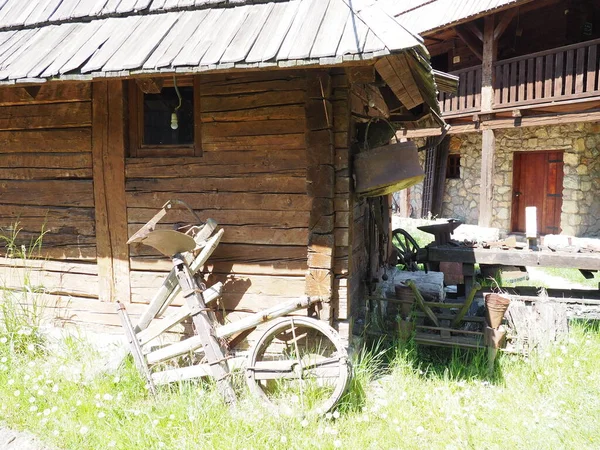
[439,38,600,117]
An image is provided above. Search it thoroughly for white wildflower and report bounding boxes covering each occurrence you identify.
[334,439,342,448]
[0,337,7,344]
[52,384,59,393]
[332,410,340,419]
[43,408,51,416]
[98,412,106,419]
[27,344,35,352]
[107,441,116,448]
[301,419,309,427]
[7,379,14,385]
[416,426,425,435]
[280,436,287,444]
[79,426,88,435]
[103,394,113,401]
[29,405,38,412]
[52,430,59,437]
[574,360,580,368]
[1,357,7,363]
[29,396,36,403]
[13,390,20,397]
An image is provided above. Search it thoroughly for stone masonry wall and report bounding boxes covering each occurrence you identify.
[441,123,600,237]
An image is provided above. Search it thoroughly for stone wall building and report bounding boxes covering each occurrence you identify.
[434,124,600,237]
[393,0,600,239]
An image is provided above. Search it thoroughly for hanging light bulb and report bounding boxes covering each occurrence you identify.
[170,75,182,130]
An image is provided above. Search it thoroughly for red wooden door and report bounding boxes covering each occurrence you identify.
[511,151,564,234]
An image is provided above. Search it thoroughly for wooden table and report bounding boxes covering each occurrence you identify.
[418,245,600,292]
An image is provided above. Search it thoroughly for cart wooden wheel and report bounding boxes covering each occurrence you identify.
[246,317,350,415]
[392,228,421,272]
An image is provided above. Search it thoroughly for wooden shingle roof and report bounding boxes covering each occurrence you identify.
[377,0,532,35]
[0,0,428,84]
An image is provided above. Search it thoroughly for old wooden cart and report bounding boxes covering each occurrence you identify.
[118,200,350,414]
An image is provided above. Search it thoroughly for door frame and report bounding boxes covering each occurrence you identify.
[510,150,564,234]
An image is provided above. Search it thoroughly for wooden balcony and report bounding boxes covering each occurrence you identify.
[439,38,600,117]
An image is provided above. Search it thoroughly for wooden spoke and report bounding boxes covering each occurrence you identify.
[246,317,350,415]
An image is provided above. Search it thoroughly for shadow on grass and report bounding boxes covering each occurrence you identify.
[339,334,505,412]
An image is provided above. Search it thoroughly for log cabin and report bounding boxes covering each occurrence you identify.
[389,0,600,238]
[0,0,446,346]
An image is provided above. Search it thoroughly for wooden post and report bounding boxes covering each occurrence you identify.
[305,71,335,323]
[479,15,497,227]
[92,80,131,303]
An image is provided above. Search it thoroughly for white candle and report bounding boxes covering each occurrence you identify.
[525,206,537,238]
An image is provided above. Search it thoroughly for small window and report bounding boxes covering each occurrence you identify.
[129,76,201,157]
[446,154,460,179]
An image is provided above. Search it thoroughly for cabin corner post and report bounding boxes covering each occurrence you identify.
[305,71,336,324]
[91,80,131,303]
[479,14,498,227]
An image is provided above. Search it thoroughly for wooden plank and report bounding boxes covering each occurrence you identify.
[501,63,509,105]
[275,0,313,61]
[526,58,534,102]
[0,128,90,153]
[310,0,348,59]
[103,13,179,71]
[480,15,496,112]
[12,24,78,79]
[220,3,274,64]
[0,266,98,298]
[586,44,597,92]
[92,80,130,303]
[553,51,564,97]
[544,53,554,98]
[0,83,90,106]
[517,59,526,102]
[509,61,517,103]
[0,153,92,179]
[58,19,114,74]
[172,9,226,66]
[201,89,305,113]
[534,56,543,99]
[245,1,299,63]
[126,191,310,211]
[0,205,95,236]
[0,179,93,206]
[49,0,80,21]
[126,176,306,195]
[478,129,495,227]
[0,102,90,131]
[125,150,307,178]
[574,46,585,94]
[336,8,368,56]
[128,207,309,229]
[358,2,418,52]
[426,246,600,271]
[81,16,144,73]
[564,49,574,95]
[146,335,204,365]
[143,10,208,69]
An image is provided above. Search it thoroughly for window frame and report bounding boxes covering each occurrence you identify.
[446,153,461,179]
[128,76,202,158]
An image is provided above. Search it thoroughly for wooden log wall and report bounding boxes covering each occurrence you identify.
[126,71,311,327]
[0,83,100,312]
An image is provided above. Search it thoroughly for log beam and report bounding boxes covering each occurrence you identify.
[305,71,335,323]
[479,15,498,228]
[92,80,130,303]
[454,26,483,61]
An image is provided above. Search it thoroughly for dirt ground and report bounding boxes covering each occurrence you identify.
[0,425,53,450]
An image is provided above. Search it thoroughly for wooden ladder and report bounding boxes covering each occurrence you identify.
[117,221,236,403]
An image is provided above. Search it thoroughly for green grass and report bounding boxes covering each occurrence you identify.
[0,322,599,449]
